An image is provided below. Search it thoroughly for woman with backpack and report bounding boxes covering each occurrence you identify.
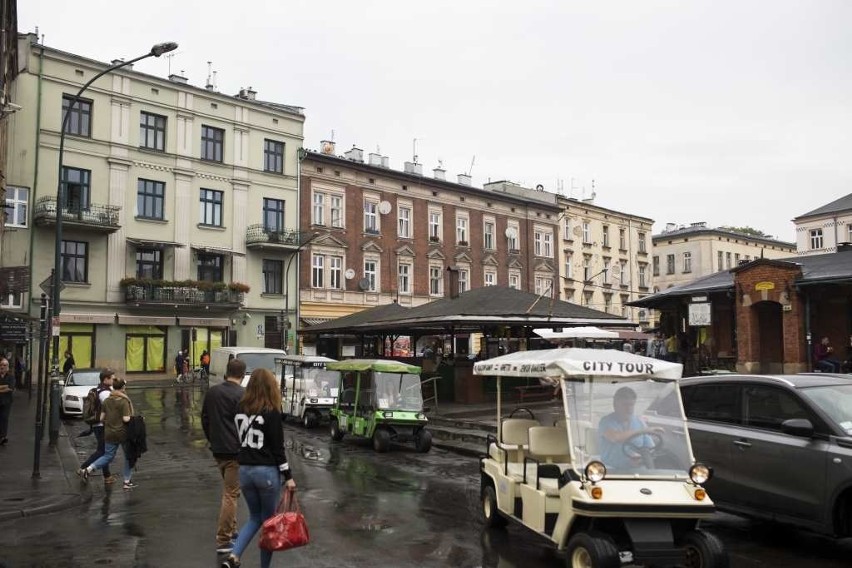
[80,377,137,490]
[221,368,296,568]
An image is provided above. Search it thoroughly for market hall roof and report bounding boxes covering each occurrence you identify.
[302,286,631,335]
[794,192,852,220]
[630,249,852,309]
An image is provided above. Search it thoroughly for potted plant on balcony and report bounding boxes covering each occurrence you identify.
[120,277,144,301]
[429,235,440,243]
[228,282,250,302]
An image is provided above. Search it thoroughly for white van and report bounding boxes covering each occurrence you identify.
[209,347,287,387]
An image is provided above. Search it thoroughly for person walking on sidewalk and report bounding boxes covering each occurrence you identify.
[0,358,15,445]
[202,358,247,555]
[63,351,75,375]
[77,369,116,484]
[221,368,296,568]
[81,378,137,490]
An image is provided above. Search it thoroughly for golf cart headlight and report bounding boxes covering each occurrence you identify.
[382,411,393,418]
[310,398,318,403]
[689,463,712,485]
[585,461,607,483]
[416,413,426,420]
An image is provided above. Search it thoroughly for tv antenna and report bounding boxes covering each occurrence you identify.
[412,138,419,163]
[467,155,476,176]
[166,53,175,75]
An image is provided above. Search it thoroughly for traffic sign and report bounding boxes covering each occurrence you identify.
[39,275,65,296]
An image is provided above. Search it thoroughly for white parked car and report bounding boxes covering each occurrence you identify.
[61,368,101,417]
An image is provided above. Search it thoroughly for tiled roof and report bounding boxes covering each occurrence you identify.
[795,193,852,220]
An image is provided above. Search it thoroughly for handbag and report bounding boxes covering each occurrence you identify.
[259,489,310,552]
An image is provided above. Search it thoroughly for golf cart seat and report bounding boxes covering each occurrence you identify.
[524,426,571,496]
[490,418,540,481]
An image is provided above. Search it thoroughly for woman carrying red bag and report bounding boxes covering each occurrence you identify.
[222,368,297,568]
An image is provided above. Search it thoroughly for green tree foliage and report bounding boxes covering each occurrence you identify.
[718,226,772,238]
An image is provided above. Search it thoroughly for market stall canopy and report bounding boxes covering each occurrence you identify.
[473,347,683,382]
[326,359,422,374]
[534,326,618,340]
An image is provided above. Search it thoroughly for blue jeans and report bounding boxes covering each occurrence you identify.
[81,426,111,477]
[90,441,132,483]
[233,465,281,568]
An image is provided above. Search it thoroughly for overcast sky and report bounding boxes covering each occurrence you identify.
[19,0,852,242]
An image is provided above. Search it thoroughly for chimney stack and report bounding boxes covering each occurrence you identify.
[433,166,446,181]
[168,73,189,84]
[368,153,383,167]
[344,146,364,163]
[320,140,336,155]
[457,173,472,186]
[404,161,423,176]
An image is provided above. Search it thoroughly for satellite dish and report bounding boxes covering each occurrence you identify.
[378,201,392,215]
[505,227,517,239]
[357,278,371,291]
[344,268,356,280]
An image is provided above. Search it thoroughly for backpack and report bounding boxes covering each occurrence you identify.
[82,387,104,425]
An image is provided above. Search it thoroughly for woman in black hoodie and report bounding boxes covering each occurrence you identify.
[222,368,296,568]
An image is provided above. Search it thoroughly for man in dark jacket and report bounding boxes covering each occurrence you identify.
[201,358,246,555]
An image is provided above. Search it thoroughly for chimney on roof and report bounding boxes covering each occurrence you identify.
[320,140,336,155]
[236,87,257,101]
[344,146,364,163]
[381,156,389,168]
[433,166,446,181]
[457,173,472,186]
[665,222,677,233]
[404,161,423,176]
[168,73,189,84]
[368,152,383,167]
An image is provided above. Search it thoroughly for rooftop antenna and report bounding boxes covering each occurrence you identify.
[330,129,335,141]
[590,178,597,201]
[205,61,214,90]
[166,53,175,75]
[467,155,476,176]
[212,70,218,91]
[412,138,418,163]
[570,177,579,199]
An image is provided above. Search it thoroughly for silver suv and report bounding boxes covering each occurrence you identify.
[674,375,852,537]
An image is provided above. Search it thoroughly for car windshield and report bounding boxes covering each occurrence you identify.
[68,371,100,387]
[565,377,693,478]
[238,353,281,376]
[801,384,852,435]
[372,372,423,411]
[300,368,340,397]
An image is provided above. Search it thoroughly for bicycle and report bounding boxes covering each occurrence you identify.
[176,366,209,385]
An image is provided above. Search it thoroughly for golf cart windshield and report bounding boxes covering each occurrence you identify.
[566,377,692,478]
[373,372,423,411]
[238,353,281,375]
[300,368,340,397]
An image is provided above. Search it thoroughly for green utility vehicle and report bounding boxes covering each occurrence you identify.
[327,359,432,453]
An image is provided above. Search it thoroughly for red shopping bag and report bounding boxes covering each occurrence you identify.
[260,490,310,552]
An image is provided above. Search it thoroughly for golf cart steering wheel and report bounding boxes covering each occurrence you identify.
[622,431,664,468]
[508,408,536,420]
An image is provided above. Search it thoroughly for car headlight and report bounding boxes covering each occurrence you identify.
[689,463,712,485]
[585,461,606,483]
[65,395,79,402]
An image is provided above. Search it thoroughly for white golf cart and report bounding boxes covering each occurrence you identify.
[473,348,727,568]
[279,355,338,428]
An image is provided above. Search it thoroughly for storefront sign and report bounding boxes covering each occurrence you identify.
[60,313,116,324]
[754,281,775,291]
[177,317,230,327]
[688,302,712,326]
[118,315,176,326]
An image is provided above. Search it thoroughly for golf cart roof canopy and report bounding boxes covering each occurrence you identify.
[275,355,337,366]
[326,359,422,374]
[533,326,619,340]
[473,347,683,382]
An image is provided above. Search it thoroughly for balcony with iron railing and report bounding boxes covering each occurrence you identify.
[245,224,308,251]
[121,278,247,309]
[33,197,121,233]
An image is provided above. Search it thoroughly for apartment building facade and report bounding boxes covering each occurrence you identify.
[793,193,852,256]
[299,144,562,352]
[557,197,654,326]
[3,34,304,373]
[652,222,795,291]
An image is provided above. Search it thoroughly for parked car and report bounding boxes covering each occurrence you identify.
[675,374,852,537]
[61,368,101,417]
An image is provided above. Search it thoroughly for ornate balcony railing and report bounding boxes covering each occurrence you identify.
[245,224,308,250]
[122,281,245,308]
[33,197,121,232]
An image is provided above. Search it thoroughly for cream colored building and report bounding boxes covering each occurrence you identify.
[3,34,304,374]
[557,197,654,326]
[652,222,795,292]
[793,193,852,255]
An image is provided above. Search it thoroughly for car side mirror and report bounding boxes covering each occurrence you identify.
[780,418,814,438]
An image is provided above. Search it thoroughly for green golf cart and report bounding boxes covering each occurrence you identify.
[327,359,432,453]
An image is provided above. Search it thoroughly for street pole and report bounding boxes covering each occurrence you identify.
[49,42,177,378]
[282,231,318,355]
[32,293,47,479]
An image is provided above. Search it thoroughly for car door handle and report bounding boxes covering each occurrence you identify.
[733,440,752,448]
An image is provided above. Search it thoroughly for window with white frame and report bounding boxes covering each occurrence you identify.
[458,267,469,294]
[652,255,660,276]
[734,253,740,265]
[364,258,379,291]
[4,186,28,227]
[810,228,823,250]
[604,294,612,313]
[507,222,519,250]
[534,227,554,257]
[638,232,647,253]
[619,261,627,285]
[484,269,497,286]
[602,225,610,247]
[329,256,342,289]
[583,256,591,281]
[428,209,442,242]
[313,190,345,227]
[619,228,627,250]
[725,252,732,269]
[398,261,412,294]
[582,222,591,244]
[456,212,469,245]
[429,264,443,296]
[364,199,379,233]
[603,258,611,284]
[311,253,343,289]
[717,251,723,271]
[534,276,552,297]
[666,254,675,274]
[484,219,495,250]
[564,252,573,280]
[312,192,325,226]
[311,254,325,288]
[563,217,571,240]
[398,204,412,238]
[1,292,22,309]
[639,264,647,288]
[508,270,521,290]
[330,195,343,228]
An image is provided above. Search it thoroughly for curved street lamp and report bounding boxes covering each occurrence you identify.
[50,42,178,375]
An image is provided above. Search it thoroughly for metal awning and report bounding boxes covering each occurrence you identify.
[191,244,244,256]
[301,317,333,327]
[127,237,185,248]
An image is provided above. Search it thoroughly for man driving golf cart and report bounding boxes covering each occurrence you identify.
[598,386,663,473]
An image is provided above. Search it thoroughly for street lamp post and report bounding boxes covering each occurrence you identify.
[282,232,318,354]
[50,42,177,376]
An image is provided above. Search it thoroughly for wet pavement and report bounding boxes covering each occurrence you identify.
[0,383,851,567]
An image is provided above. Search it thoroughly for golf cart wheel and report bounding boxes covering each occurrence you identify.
[481,485,507,528]
[415,429,433,453]
[681,530,729,568]
[303,412,315,429]
[330,419,345,441]
[565,533,619,568]
[373,428,391,453]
